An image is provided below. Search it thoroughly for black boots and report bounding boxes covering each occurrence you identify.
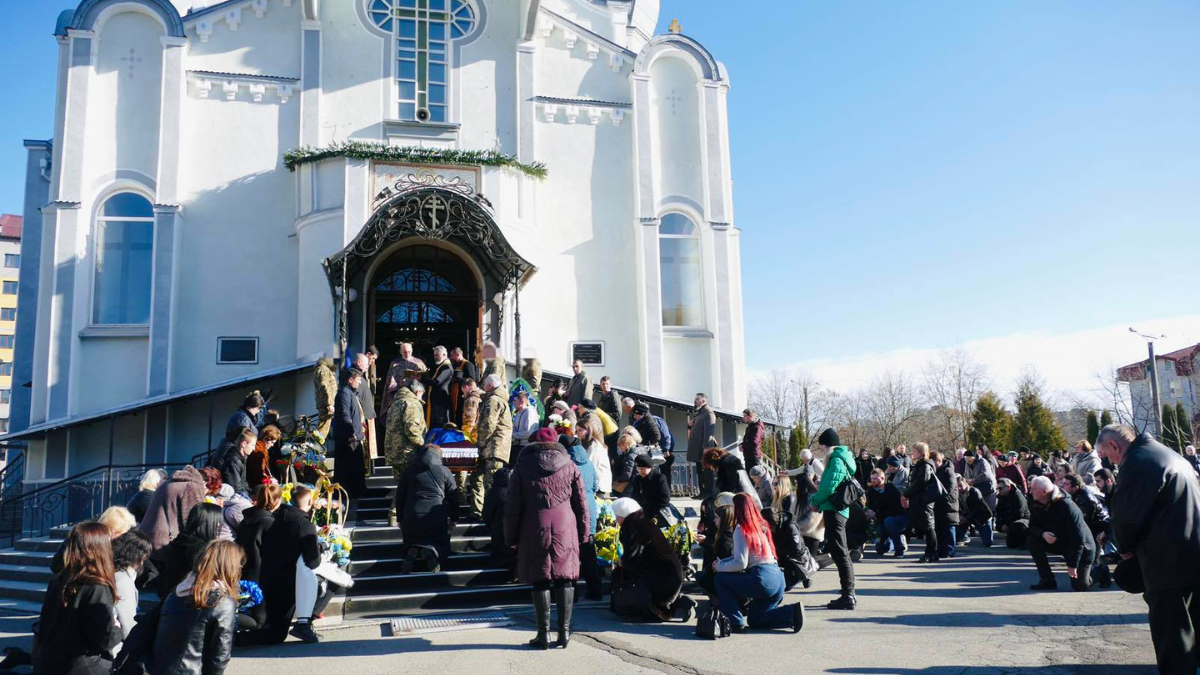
[555,584,574,649]
[289,619,321,643]
[529,589,551,650]
[1029,577,1058,591]
[826,592,856,610]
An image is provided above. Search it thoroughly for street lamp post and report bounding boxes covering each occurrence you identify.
[1130,327,1166,438]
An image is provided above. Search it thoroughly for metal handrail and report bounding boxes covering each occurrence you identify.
[0,460,190,548]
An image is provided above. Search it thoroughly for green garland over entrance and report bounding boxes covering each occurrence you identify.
[283,141,548,179]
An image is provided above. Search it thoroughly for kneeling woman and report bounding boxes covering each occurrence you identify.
[147,540,241,675]
[610,498,694,623]
[712,493,804,633]
[396,444,461,568]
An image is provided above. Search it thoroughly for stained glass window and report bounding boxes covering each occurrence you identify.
[377,301,457,324]
[367,0,477,123]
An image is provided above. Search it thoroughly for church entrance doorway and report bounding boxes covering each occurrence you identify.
[368,244,481,384]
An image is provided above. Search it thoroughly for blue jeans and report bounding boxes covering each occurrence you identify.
[715,563,791,630]
[937,523,956,558]
[979,518,994,547]
[877,515,909,554]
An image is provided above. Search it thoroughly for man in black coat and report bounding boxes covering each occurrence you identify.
[333,368,367,499]
[395,445,460,565]
[212,427,255,497]
[597,376,622,422]
[901,444,939,563]
[632,404,662,447]
[932,451,960,559]
[1027,475,1095,592]
[631,454,672,527]
[995,478,1031,549]
[865,468,907,556]
[1099,425,1200,674]
[254,486,322,644]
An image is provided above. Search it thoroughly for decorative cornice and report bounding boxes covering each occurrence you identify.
[534,96,628,126]
[187,71,295,103]
[538,8,633,72]
[709,221,731,231]
[188,0,296,43]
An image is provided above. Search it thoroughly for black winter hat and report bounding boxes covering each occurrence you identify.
[886,455,903,468]
[818,427,840,448]
[1114,557,1145,594]
[634,453,654,468]
[632,403,650,415]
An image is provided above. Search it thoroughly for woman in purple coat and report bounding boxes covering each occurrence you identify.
[505,428,591,650]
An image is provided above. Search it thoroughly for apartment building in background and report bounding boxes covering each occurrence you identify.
[0,214,20,435]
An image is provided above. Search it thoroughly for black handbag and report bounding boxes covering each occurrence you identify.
[610,579,653,618]
[695,602,731,639]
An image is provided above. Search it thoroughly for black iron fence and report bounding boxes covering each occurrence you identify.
[0,461,189,548]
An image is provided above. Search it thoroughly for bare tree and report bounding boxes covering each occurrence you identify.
[828,390,871,452]
[747,369,797,426]
[922,348,990,451]
[794,371,835,444]
[1087,362,1149,432]
[863,369,925,448]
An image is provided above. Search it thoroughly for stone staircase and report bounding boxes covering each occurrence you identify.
[0,456,700,622]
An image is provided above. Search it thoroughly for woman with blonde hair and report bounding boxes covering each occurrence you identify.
[147,540,241,675]
[612,432,643,495]
[773,472,799,520]
[127,469,166,522]
[576,414,612,496]
[98,506,137,539]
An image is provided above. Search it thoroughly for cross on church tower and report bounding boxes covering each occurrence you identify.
[120,48,143,80]
[665,88,683,116]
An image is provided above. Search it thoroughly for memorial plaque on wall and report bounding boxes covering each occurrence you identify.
[570,341,605,367]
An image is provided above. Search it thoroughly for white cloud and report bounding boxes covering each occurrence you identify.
[766,315,1200,406]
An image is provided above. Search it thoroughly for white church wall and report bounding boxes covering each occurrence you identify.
[534,22,631,105]
[662,336,712,405]
[184,0,303,77]
[649,56,703,212]
[85,11,164,185]
[323,0,392,144]
[173,90,299,391]
[76,337,151,416]
[457,3,520,154]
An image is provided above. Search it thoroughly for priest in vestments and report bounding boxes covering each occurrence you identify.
[425,346,454,428]
[448,347,478,429]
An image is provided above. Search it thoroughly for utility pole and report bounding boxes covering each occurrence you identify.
[1130,327,1166,438]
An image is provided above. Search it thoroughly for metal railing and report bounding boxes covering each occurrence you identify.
[0,461,189,548]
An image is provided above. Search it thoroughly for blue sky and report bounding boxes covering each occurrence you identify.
[1,2,1197,394]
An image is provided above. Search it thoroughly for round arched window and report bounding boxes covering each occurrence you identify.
[366,0,478,122]
[93,192,154,325]
[658,213,702,328]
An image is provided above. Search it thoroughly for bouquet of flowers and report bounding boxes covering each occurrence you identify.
[312,495,343,527]
[319,524,353,568]
[593,499,621,567]
[237,580,263,613]
[663,519,696,565]
[278,432,329,485]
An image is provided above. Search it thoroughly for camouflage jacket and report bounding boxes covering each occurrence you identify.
[461,390,483,441]
[385,386,426,466]
[476,389,513,463]
[314,360,338,415]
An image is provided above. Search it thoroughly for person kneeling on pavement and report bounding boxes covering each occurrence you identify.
[1060,472,1113,588]
[763,507,818,590]
[610,498,694,623]
[1027,475,1097,592]
[995,478,1031,549]
[395,444,460,572]
[865,468,907,557]
[712,493,805,633]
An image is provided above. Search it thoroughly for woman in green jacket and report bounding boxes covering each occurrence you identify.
[810,428,857,610]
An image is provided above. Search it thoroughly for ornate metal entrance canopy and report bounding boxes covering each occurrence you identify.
[323,172,535,350]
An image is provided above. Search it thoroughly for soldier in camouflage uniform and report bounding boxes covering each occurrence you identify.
[480,342,507,392]
[313,358,338,440]
[468,374,512,518]
[385,379,427,526]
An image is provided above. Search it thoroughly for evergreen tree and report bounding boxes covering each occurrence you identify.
[787,426,802,469]
[1162,404,1181,451]
[1100,410,1114,427]
[1175,402,1193,448]
[1010,379,1067,454]
[1086,410,1100,446]
[969,391,1012,452]
[763,433,777,466]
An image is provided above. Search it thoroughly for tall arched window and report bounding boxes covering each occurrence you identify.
[367,0,478,123]
[93,192,154,325]
[658,213,702,328]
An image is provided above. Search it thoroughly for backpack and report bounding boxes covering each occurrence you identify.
[695,602,732,639]
[829,457,865,511]
[653,415,674,454]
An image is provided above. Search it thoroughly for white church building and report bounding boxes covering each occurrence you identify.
[6,0,749,482]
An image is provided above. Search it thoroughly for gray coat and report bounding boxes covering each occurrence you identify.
[1070,451,1101,486]
[1111,433,1200,592]
[687,405,717,463]
[566,371,593,407]
[962,458,997,510]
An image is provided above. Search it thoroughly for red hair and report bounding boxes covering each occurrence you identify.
[733,493,774,560]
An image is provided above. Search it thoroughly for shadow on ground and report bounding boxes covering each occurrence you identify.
[830,662,1156,667]
[827,611,1146,629]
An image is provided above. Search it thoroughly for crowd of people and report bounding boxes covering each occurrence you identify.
[22,335,1200,674]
